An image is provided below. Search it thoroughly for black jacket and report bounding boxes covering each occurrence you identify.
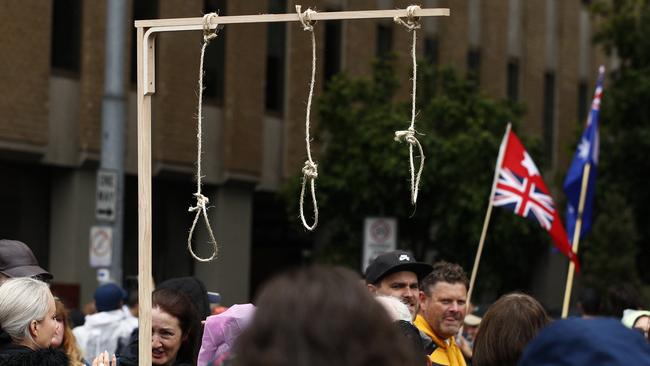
[0,342,69,366]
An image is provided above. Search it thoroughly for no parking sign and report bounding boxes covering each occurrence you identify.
[90,226,113,268]
[362,217,397,271]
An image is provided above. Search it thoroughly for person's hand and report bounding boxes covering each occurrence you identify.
[92,351,117,366]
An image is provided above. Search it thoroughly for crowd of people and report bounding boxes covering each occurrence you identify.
[1,239,650,365]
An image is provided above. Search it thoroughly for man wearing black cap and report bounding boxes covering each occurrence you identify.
[365,250,433,319]
[0,239,53,285]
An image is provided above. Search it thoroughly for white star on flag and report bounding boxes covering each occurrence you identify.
[578,138,590,160]
[521,152,540,177]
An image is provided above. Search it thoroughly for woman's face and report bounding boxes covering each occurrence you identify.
[151,307,185,366]
[33,295,59,349]
[50,310,65,348]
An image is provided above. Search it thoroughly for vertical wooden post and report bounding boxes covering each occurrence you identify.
[467,123,511,306]
[561,163,591,318]
[136,26,153,365]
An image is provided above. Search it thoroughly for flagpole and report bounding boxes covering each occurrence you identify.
[467,123,511,306]
[561,162,591,318]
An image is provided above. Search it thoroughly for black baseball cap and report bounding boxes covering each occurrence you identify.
[365,250,432,285]
[0,239,53,280]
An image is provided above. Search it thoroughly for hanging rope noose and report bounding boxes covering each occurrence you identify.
[394,5,425,206]
[296,5,319,231]
[186,13,220,262]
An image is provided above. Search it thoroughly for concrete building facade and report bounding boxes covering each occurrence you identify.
[0,0,609,310]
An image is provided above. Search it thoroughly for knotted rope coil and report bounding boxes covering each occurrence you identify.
[296,5,319,231]
[393,5,425,205]
[186,13,220,262]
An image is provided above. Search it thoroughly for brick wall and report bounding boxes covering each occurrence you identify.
[78,0,107,154]
[156,0,202,165]
[521,0,546,137]
[0,1,51,147]
[481,0,509,99]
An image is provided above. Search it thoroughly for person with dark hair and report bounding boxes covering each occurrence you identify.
[365,250,433,319]
[0,277,68,365]
[157,277,212,320]
[415,261,469,366]
[603,283,644,318]
[115,288,202,366]
[519,317,650,365]
[577,287,602,318]
[233,265,422,366]
[73,283,137,360]
[471,293,550,366]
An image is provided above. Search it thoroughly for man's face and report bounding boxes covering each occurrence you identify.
[420,281,467,339]
[368,271,420,318]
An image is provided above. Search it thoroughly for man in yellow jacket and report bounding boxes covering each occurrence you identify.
[414,261,469,366]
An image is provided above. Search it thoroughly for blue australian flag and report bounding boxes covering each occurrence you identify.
[563,66,605,242]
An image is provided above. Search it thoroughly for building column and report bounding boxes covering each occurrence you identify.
[194,183,253,305]
[48,168,98,307]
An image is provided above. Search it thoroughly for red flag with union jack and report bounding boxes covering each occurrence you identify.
[492,129,580,270]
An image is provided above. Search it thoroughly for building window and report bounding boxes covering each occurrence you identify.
[265,0,286,113]
[130,0,158,84]
[51,0,82,74]
[376,24,393,59]
[424,36,439,66]
[467,48,481,83]
[543,71,556,162]
[578,80,588,123]
[203,0,227,103]
[507,59,520,102]
[324,18,342,85]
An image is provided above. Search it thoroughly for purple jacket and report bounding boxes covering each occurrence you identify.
[198,303,255,366]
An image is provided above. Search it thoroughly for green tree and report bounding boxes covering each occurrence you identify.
[589,0,650,291]
[284,58,557,299]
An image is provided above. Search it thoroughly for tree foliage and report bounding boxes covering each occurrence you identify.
[589,0,650,291]
[284,58,557,299]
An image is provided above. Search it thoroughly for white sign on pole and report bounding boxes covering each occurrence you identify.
[90,226,113,268]
[96,169,117,222]
[362,217,397,272]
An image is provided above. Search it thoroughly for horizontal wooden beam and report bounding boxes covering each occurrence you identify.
[135,7,450,30]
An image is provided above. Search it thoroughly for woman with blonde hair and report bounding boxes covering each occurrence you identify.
[0,277,66,365]
[52,297,89,366]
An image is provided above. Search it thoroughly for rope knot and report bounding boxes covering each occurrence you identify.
[189,192,209,212]
[394,129,417,145]
[296,5,317,31]
[302,160,318,179]
[202,13,219,42]
[393,5,421,31]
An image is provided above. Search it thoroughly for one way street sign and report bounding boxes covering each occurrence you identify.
[96,169,117,222]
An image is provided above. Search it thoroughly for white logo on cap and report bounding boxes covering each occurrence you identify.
[399,254,410,261]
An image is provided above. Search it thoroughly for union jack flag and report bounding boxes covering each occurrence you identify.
[494,168,555,231]
[491,128,580,270]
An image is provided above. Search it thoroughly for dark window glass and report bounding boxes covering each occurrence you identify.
[130,0,158,84]
[265,0,287,113]
[578,80,588,123]
[203,0,227,103]
[543,71,556,162]
[324,18,342,85]
[51,0,82,74]
[376,24,393,59]
[507,59,520,102]
[424,37,439,66]
[467,48,481,83]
